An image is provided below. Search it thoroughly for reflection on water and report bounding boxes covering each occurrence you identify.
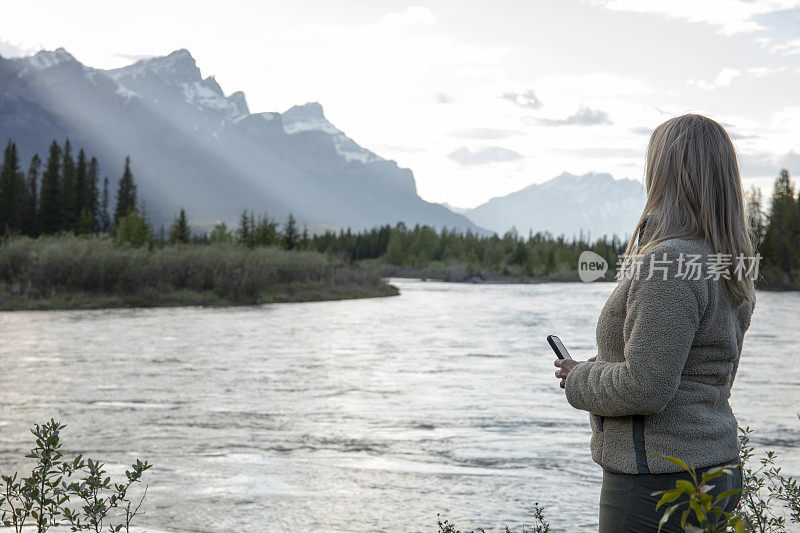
[0,280,798,532]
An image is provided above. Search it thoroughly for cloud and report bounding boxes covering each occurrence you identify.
[0,38,38,58]
[533,105,612,126]
[778,150,800,172]
[764,37,800,55]
[448,146,523,165]
[728,130,760,140]
[449,127,525,139]
[380,6,437,29]
[688,67,742,90]
[583,0,800,35]
[501,89,542,109]
[112,53,156,62]
[631,126,653,135]
[752,8,800,54]
[548,147,642,158]
[747,66,788,77]
[433,91,454,103]
[739,150,800,178]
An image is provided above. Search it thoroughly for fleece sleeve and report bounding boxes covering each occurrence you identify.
[564,246,709,417]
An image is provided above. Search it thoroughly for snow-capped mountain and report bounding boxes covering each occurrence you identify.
[0,47,483,232]
[460,172,646,239]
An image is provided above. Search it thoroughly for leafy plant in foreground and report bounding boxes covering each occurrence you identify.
[0,420,152,533]
[651,455,744,532]
[735,424,800,532]
[436,502,551,533]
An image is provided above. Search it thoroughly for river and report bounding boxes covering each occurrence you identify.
[1,279,798,532]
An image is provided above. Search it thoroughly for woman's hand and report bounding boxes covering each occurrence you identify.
[554,356,596,389]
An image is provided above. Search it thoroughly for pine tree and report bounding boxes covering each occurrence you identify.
[38,141,62,235]
[74,149,88,223]
[168,208,191,244]
[300,225,311,250]
[282,213,298,250]
[0,141,24,233]
[762,169,799,282]
[22,154,41,236]
[113,156,137,227]
[113,211,154,248]
[101,177,111,233]
[61,139,77,231]
[87,157,100,233]
[745,186,765,250]
[237,209,251,246]
[209,222,232,244]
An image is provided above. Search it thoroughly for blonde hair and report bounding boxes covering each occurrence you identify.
[622,114,755,305]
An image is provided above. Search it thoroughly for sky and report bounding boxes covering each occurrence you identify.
[2,0,799,208]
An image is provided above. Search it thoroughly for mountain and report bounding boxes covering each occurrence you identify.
[441,202,471,215]
[0,48,484,233]
[460,172,646,239]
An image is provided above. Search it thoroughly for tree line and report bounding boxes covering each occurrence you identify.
[2,139,799,287]
[746,168,800,288]
[0,139,140,238]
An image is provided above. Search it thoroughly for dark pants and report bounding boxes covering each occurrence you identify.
[598,463,743,532]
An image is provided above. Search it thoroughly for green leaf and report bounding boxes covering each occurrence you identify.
[701,469,724,483]
[657,503,681,532]
[676,480,695,494]
[655,489,684,509]
[680,508,690,528]
[713,488,742,504]
[689,500,706,523]
[661,456,691,472]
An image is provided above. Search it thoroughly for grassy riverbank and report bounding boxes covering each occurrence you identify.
[375,260,591,283]
[0,236,398,311]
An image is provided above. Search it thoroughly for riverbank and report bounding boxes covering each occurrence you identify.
[378,261,798,291]
[0,236,398,311]
[376,261,606,283]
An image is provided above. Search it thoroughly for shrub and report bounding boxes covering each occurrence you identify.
[0,235,395,308]
[0,419,151,533]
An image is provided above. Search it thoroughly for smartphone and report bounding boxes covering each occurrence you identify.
[547,335,573,360]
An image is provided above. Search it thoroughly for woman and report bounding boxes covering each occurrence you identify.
[553,114,756,532]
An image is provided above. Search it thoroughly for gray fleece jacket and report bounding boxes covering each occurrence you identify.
[564,235,754,474]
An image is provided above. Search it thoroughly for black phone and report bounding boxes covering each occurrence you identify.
[546,335,573,360]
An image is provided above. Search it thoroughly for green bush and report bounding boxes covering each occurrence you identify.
[0,235,396,308]
[0,419,151,533]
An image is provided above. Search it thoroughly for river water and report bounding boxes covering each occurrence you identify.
[0,279,798,532]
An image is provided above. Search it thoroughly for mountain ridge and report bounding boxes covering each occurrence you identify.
[460,171,646,239]
[0,47,484,233]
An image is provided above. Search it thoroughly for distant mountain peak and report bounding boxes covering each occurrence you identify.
[281,101,381,164]
[550,170,614,183]
[282,102,328,131]
[25,47,77,70]
[286,101,324,116]
[112,48,201,84]
[464,171,645,238]
[228,91,249,115]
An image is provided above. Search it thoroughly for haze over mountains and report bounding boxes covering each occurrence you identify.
[0,47,482,232]
[0,46,645,237]
[460,172,646,239]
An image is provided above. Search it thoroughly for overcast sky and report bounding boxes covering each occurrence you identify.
[2,0,799,207]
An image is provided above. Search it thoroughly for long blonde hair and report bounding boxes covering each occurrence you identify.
[622,114,755,305]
